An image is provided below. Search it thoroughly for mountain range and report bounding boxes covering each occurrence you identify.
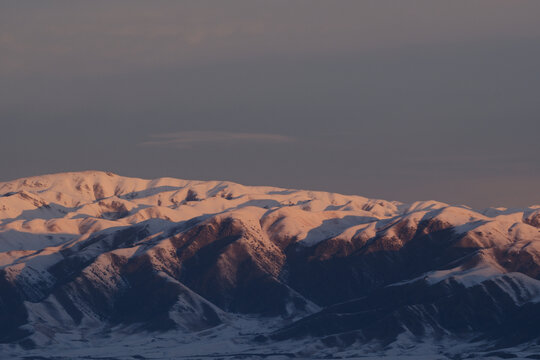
[1,171,539,359]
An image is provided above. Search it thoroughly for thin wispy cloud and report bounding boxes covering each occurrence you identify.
[140,131,295,148]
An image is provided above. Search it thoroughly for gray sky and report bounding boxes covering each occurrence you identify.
[1,0,539,208]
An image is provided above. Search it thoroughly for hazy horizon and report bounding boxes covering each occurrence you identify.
[2,1,540,208]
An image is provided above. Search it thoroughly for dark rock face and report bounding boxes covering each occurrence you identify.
[284,220,470,306]
[524,211,540,228]
[0,273,29,342]
[175,217,298,316]
[272,276,531,344]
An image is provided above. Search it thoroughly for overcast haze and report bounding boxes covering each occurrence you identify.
[1,0,540,208]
